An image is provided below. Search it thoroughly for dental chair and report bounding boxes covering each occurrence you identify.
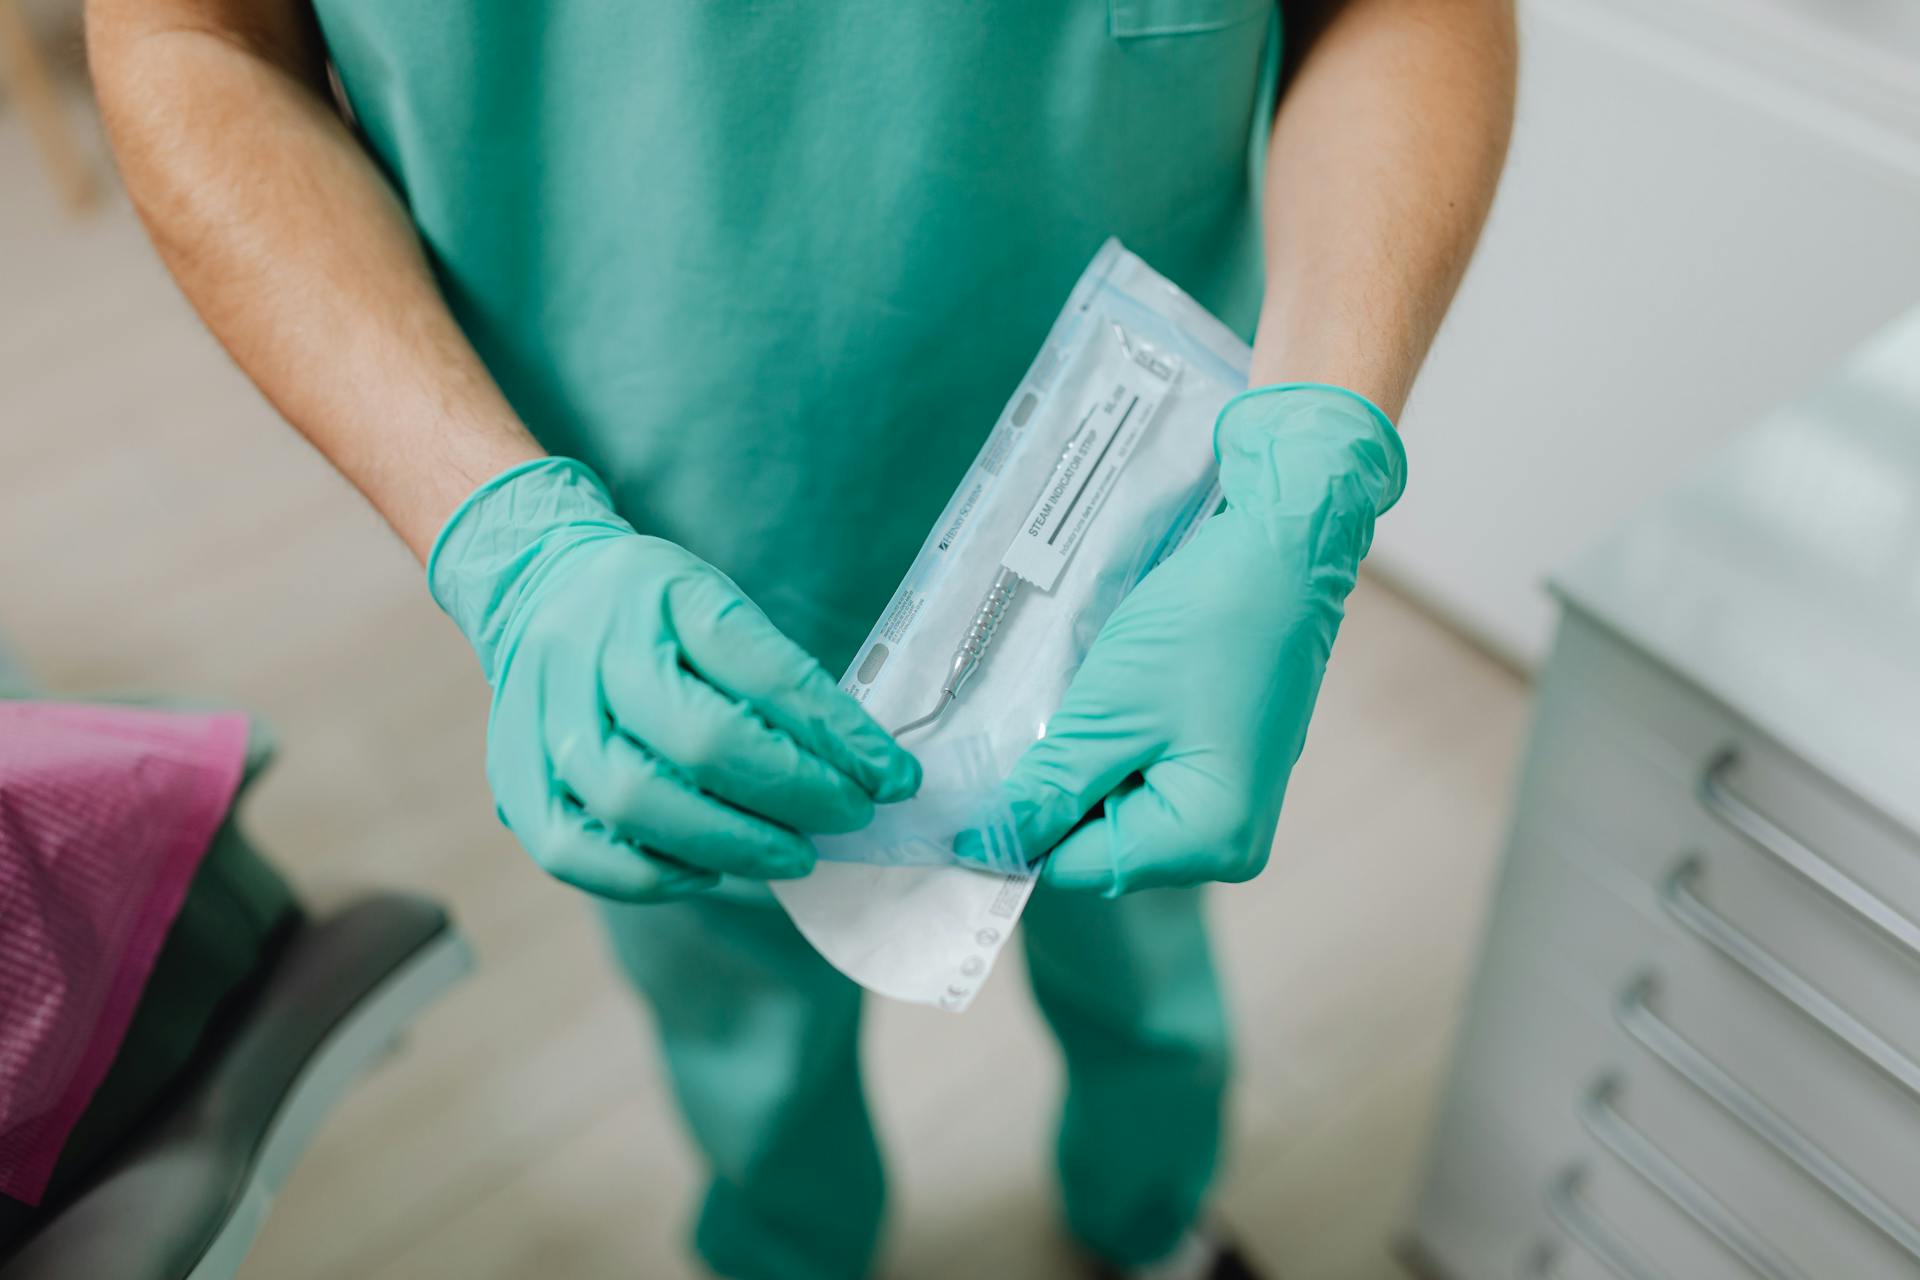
[0,895,470,1280]
[0,642,472,1280]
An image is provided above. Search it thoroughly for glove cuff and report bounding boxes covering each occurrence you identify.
[1212,383,1408,523]
[427,456,635,682]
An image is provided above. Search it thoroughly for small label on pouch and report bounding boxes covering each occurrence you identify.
[1003,378,1161,591]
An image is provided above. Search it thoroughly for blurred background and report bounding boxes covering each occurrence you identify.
[2,0,1918,1277]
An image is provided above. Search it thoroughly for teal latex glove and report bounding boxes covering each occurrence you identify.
[429,458,921,902]
[1001,384,1406,896]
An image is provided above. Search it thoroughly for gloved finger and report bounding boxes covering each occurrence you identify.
[1001,711,1160,866]
[949,813,1029,872]
[1042,759,1265,896]
[555,730,816,879]
[1035,817,1119,895]
[524,795,720,903]
[666,573,921,803]
[602,649,877,835]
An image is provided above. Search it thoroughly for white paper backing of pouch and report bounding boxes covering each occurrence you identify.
[772,239,1252,1011]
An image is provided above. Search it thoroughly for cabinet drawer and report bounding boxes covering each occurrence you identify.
[1561,1153,1766,1280]
[1607,1046,1915,1279]
[1511,840,1920,1240]
[1530,613,1920,928]
[1515,766,1920,1092]
[1416,612,1920,1280]
[1643,965,1920,1250]
[1419,846,1920,1278]
[1514,626,1920,1084]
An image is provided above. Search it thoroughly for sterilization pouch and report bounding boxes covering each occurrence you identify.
[775,239,1252,1010]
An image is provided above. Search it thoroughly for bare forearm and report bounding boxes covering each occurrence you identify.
[1250,0,1516,419]
[88,0,541,560]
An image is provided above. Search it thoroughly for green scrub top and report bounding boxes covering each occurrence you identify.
[315,0,1281,672]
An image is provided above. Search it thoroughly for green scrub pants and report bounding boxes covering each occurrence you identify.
[598,886,1228,1280]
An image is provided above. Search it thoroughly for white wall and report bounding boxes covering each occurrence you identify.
[1373,0,1920,668]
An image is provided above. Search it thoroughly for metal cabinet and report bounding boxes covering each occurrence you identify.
[1409,310,1920,1278]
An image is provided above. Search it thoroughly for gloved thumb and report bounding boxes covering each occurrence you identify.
[999,716,1156,870]
[1041,758,1265,895]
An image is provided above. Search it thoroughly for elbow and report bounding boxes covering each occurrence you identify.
[84,0,203,106]
[87,0,319,88]
[84,0,140,84]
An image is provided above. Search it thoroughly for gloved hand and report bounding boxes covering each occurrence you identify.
[1000,384,1406,895]
[429,457,921,902]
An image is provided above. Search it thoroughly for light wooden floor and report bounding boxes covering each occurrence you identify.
[1,95,1532,1280]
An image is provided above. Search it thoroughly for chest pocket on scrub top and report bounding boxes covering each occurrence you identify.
[1108,0,1271,38]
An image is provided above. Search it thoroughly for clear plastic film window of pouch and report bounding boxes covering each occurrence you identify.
[813,246,1243,863]
[780,239,1252,1011]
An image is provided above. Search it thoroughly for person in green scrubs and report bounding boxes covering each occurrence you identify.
[91,1,1516,1276]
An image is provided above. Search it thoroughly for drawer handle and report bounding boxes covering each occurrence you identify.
[1699,749,1920,962]
[1582,1076,1808,1280]
[1619,977,1920,1261]
[1538,1166,1670,1280]
[1663,858,1920,1100]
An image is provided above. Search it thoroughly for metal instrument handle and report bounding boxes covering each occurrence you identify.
[1581,1077,1807,1280]
[1618,977,1920,1261]
[949,569,1019,695]
[1698,749,1920,961]
[1663,858,1920,1100]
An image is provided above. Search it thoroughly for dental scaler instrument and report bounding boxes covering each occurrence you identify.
[891,568,1020,736]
